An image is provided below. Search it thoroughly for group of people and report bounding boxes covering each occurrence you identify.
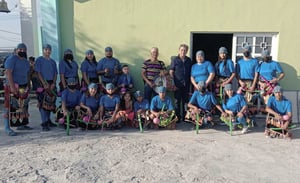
[2,42,292,138]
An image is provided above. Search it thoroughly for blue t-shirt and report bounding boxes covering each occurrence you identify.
[189,91,217,111]
[236,58,259,80]
[215,59,235,78]
[96,57,121,83]
[170,56,192,88]
[59,60,79,78]
[191,61,215,83]
[258,60,283,81]
[117,74,134,87]
[4,55,30,85]
[99,94,120,111]
[150,95,174,111]
[80,94,100,113]
[134,99,150,112]
[35,56,57,81]
[267,96,292,115]
[222,93,246,113]
[80,59,98,79]
[61,88,81,108]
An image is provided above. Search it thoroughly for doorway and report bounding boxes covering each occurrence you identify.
[190,33,233,64]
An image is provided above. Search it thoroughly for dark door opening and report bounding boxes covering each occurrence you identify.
[191,33,233,64]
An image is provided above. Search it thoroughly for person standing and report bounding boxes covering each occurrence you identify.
[97,47,122,87]
[35,44,58,131]
[3,43,31,136]
[236,45,259,101]
[29,56,39,91]
[257,49,285,104]
[80,49,99,92]
[59,49,79,92]
[141,47,166,102]
[190,50,215,90]
[214,47,236,104]
[169,44,192,121]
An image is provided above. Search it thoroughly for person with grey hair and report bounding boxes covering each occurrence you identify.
[141,47,166,102]
[169,44,192,121]
[190,50,215,91]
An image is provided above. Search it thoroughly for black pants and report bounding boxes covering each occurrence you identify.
[174,86,189,120]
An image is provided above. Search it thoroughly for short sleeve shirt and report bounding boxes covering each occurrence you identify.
[267,96,292,115]
[5,55,30,85]
[222,94,246,113]
[189,91,217,111]
[99,94,120,111]
[35,56,57,81]
[150,95,174,111]
[191,61,215,83]
[80,59,98,79]
[134,99,150,112]
[61,89,81,108]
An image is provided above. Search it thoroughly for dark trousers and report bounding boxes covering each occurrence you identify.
[144,84,157,103]
[174,86,189,120]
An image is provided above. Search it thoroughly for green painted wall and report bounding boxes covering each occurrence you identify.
[59,0,300,90]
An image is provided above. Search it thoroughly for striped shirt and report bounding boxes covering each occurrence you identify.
[142,59,166,82]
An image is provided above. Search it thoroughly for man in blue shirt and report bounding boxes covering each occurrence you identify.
[169,44,192,121]
[236,45,259,92]
[4,43,31,136]
[150,86,176,128]
[150,86,174,113]
[97,47,122,86]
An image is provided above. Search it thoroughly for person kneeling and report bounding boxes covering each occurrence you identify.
[149,86,177,129]
[134,91,150,129]
[265,86,292,138]
[98,83,122,129]
[79,83,101,130]
[221,84,249,134]
[185,81,225,128]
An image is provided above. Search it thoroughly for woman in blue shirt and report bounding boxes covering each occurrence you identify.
[214,47,235,104]
[59,49,79,91]
[98,83,121,128]
[80,50,99,92]
[191,50,215,91]
[79,83,101,129]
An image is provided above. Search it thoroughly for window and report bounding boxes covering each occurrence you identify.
[232,33,279,62]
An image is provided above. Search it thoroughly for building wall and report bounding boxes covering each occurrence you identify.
[58,0,300,90]
[20,0,34,56]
